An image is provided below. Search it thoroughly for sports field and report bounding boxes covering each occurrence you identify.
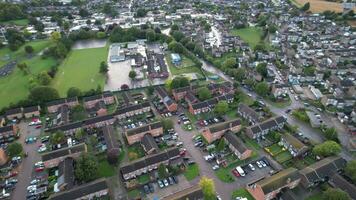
[52,46,108,96]
[231,27,263,49]
[293,0,356,13]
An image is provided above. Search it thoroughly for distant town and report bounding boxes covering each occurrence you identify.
[0,0,355,200]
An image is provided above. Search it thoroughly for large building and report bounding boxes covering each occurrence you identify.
[202,119,241,143]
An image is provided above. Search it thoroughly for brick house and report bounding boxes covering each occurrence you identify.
[23,106,41,119]
[246,168,301,200]
[0,125,17,145]
[83,91,117,109]
[280,133,308,157]
[47,97,79,113]
[42,143,87,168]
[237,103,261,125]
[125,122,163,145]
[202,119,241,143]
[172,85,200,101]
[102,125,120,161]
[141,134,159,155]
[114,102,151,120]
[155,86,178,112]
[120,147,180,180]
[224,132,252,160]
[5,108,23,120]
[245,116,287,140]
[56,157,75,191]
[162,184,203,200]
[188,93,234,115]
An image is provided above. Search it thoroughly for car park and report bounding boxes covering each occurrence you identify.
[157,180,164,188]
[248,164,255,171]
[260,160,267,167]
[143,185,150,194]
[163,179,169,187]
[256,161,263,168]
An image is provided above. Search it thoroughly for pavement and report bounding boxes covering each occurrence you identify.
[11,121,42,200]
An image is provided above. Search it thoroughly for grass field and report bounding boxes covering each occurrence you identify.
[165,53,203,77]
[184,164,200,181]
[0,19,29,26]
[232,188,255,200]
[231,27,263,49]
[52,46,108,96]
[0,40,55,108]
[294,0,356,13]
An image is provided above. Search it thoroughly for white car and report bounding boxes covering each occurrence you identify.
[30,179,39,185]
[260,160,267,167]
[256,161,263,168]
[38,146,47,153]
[248,164,255,171]
[27,185,36,191]
[212,165,220,170]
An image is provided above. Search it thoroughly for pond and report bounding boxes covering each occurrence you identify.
[72,39,107,50]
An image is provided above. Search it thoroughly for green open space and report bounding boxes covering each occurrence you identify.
[305,192,323,200]
[52,46,108,96]
[265,144,284,156]
[232,188,255,200]
[138,174,150,184]
[165,53,203,78]
[127,189,141,199]
[0,19,29,26]
[183,163,200,181]
[98,158,116,178]
[127,145,145,161]
[231,27,263,49]
[275,151,293,163]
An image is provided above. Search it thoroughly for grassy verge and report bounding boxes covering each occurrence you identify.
[184,164,200,181]
[292,108,310,123]
[138,174,150,184]
[231,27,263,49]
[232,188,255,200]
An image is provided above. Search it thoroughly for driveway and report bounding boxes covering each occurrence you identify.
[11,121,42,200]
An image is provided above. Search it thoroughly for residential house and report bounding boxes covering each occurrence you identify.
[83,91,116,109]
[0,116,5,127]
[202,119,241,143]
[329,173,356,200]
[280,133,308,157]
[162,184,204,200]
[224,132,252,160]
[47,97,79,113]
[189,94,234,115]
[245,116,287,140]
[237,104,261,125]
[55,157,75,192]
[42,143,87,168]
[120,147,180,180]
[23,106,41,118]
[55,105,69,126]
[271,84,289,98]
[50,178,109,200]
[102,125,120,161]
[246,168,301,200]
[0,125,17,145]
[172,85,200,101]
[141,134,159,155]
[114,101,151,120]
[146,52,169,78]
[125,122,163,145]
[299,156,346,188]
[5,108,23,120]
[155,86,178,112]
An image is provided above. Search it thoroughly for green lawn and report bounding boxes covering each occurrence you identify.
[265,144,284,156]
[0,19,29,26]
[127,145,145,161]
[127,189,141,199]
[98,159,116,178]
[231,27,263,49]
[232,188,255,200]
[52,46,108,96]
[275,151,293,163]
[184,164,200,181]
[305,192,323,200]
[138,174,150,184]
[166,53,203,77]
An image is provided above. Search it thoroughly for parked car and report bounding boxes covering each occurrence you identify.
[231,169,240,177]
[168,177,174,185]
[212,165,219,170]
[256,161,263,168]
[248,164,255,171]
[143,185,150,194]
[163,179,169,187]
[260,160,267,167]
[148,183,154,193]
[157,180,164,188]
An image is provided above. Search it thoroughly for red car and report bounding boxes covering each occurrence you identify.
[179,150,186,156]
[35,167,45,172]
[35,125,42,129]
[232,169,240,177]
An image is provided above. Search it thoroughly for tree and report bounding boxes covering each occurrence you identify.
[197,87,212,101]
[214,101,229,116]
[256,63,268,77]
[75,153,99,183]
[6,28,25,51]
[168,42,184,54]
[99,61,108,73]
[0,3,24,21]
[120,84,129,90]
[217,139,225,152]
[303,66,315,76]
[135,8,147,17]
[170,76,190,89]
[51,31,61,43]
[199,177,216,200]
[67,87,82,98]
[234,68,246,82]
[324,127,338,142]
[301,2,310,12]
[255,82,269,97]
[345,160,356,183]
[322,188,350,200]
[37,71,52,85]
[171,24,179,31]
[25,45,34,55]
[146,29,156,42]
[51,132,65,145]
[74,129,86,140]
[313,141,341,157]
[158,164,168,179]
[29,86,60,104]
[147,85,154,96]
[96,32,106,39]
[17,63,28,74]
[129,70,137,80]
[172,31,185,42]
[161,119,174,131]
[223,58,237,69]
[7,142,23,158]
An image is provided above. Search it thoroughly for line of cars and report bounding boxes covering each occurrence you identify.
[231,158,270,178]
[156,176,179,190]
[27,162,48,200]
[197,117,225,127]
[177,113,192,130]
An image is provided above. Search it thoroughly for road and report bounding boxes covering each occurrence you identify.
[12,122,42,200]
[200,58,354,161]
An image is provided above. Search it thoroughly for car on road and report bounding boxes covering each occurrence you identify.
[35,167,44,172]
[285,109,292,114]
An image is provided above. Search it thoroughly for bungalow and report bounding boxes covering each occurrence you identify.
[224,132,252,160]
[155,86,178,112]
[114,101,151,120]
[246,168,301,200]
[83,91,116,109]
[162,184,203,200]
[55,157,75,192]
[141,134,159,155]
[42,143,87,168]
[245,116,287,140]
[0,125,17,145]
[202,119,241,143]
[47,97,79,113]
[102,125,120,161]
[237,104,261,125]
[120,147,180,180]
[125,121,163,145]
[5,108,23,120]
[23,106,41,118]
[280,133,308,157]
[299,156,346,188]
[50,178,109,200]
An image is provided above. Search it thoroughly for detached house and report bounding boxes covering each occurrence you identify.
[246,168,301,200]
[245,116,287,140]
[202,119,241,143]
[224,132,252,160]
[125,122,163,145]
[280,133,308,157]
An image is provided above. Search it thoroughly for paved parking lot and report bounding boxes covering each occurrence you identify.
[146,175,191,199]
